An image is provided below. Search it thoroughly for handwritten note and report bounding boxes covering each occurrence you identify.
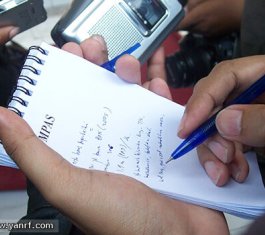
[69,104,172,183]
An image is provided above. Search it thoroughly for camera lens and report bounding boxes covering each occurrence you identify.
[166,33,237,88]
[166,48,214,87]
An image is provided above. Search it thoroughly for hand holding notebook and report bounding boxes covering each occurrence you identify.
[0,39,230,235]
[1,40,265,222]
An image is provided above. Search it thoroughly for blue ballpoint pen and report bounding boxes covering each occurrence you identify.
[166,74,265,164]
[101,43,141,72]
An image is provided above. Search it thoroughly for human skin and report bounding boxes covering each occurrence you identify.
[177,0,244,37]
[0,26,19,44]
[178,55,265,186]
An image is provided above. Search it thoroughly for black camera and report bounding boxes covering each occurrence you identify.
[166,33,238,88]
[0,0,47,34]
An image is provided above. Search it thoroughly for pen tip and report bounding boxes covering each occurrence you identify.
[165,157,174,164]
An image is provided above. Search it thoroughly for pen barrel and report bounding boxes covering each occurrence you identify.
[190,113,218,146]
[229,74,265,105]
[172,114,218,158]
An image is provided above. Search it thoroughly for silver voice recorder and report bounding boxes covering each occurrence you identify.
[51,0,184,63]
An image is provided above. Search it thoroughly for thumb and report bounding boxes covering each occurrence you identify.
[0,107,71,199]
[0,107,35,157]
[0,26,19,44]
[216,105,265,147]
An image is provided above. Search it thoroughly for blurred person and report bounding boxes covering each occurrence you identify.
[161,0,265,88]
[177,0,244,37]
[176,0,265,57]
[0,25,26,107]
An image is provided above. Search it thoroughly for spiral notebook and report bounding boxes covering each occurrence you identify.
[1,42,265,219]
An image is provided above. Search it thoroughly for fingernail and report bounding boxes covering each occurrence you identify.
[216,109,242,137]
[204,161,221,185]
[9,27,19,39]
[230,163,241,182]
[178,113,187,136]
[207,141,228,163]
[91,34,107,48]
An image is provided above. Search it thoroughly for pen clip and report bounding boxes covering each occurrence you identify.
[101,43,141,73]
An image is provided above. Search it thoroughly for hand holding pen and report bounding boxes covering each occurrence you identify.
[170,56,265,187]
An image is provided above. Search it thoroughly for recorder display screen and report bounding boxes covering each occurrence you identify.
[125,0,166,30]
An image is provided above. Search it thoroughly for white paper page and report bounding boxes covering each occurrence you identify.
[5,43,265,218]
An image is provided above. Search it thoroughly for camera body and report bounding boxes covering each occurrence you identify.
[51,0,184,63]
[166,33,238,87]
[0,0,47,34]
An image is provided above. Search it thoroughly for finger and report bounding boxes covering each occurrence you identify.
[197,144,230,186]
[0,107,35,156]
[199,140,249,185]
[186,0,206,11]
[80,35,108,65]
[147,46,167,81]
[177,10,200,31]
[177,1,207,32]
[178,56,265,139]
[142,80,150,90]
[0,107,74,201]
[204,135,235,164]
[216,104,265,147]
[228,143,249,183]
[62,42,83,57]
[0,107,67,170]
[115,55,141,85]
[144,78,172,100]
[0,26,19,44]
[177,73,234,139]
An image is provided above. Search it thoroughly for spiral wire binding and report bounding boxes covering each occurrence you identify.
[19,75,37,86]
[8,46,48,117]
